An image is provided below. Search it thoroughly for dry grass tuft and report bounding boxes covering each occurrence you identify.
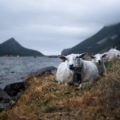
[1,59,120,120]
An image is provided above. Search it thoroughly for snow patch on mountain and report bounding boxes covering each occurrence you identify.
[97,38,107,45]
[111,34,118,40]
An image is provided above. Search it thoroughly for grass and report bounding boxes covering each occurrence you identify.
[0,59,120,120]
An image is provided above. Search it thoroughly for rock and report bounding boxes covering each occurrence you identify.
[0,88,12,112]
[0,82,26,112]
[0,85,25,112]
[0,66,57,112]
[0,102,11,112]
[11,91,24,102]
[0,88,11,103]
[4,82,26,97]
[33,66,57,76]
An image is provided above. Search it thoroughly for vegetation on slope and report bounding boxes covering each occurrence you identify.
[0,59,120,120]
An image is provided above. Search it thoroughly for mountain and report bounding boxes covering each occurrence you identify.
[62,23,120,55]
[61,48,71,55]
[0,38,44,56]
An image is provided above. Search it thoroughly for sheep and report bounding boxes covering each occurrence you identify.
[56,53,87,86]
[56,60,73,86]
[106,48,120,61]
[61,53,98,89]
[91,53,107,76]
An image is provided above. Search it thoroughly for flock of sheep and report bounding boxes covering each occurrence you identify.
[56,48,120,89]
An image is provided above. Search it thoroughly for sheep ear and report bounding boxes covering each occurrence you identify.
[79,52,88,58]
[59,55,67,60]
[90,55,95,59]
[102,54,107,58]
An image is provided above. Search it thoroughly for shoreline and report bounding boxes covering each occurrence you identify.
[0,57,60,89]
[0,66,57,112]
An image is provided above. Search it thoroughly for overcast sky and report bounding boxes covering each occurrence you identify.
[0,0,120,55]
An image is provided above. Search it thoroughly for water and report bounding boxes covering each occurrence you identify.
[0,57,61,89]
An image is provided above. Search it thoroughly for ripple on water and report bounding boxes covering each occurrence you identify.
[0,57,61,89]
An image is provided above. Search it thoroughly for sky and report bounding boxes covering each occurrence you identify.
[0,0,120,55]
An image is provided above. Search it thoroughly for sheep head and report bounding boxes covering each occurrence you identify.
[91,53,107,65]
[59,53,87,70]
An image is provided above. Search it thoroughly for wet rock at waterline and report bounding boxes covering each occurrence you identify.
[4,82,26,97]
[33,66,57,76]
[0,82,26,112]
[0,66,57,112]
[0,88,11,103]
[0,88,12,112]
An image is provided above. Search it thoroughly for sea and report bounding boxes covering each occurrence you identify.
[0,56,61,89]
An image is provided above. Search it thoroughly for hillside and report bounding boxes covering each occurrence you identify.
[61,48,71,55]
[0,38,44,56]
[62,23,120,55]
[0,58,120,120]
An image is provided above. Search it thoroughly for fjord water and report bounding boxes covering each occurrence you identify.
[0,57,61,89]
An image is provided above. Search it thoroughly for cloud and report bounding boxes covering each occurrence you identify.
[0,0,120,55]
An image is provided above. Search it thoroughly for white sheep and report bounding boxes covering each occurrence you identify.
[56,53,87,86]
[61,53,98,89]
[91,53,107,76]
[56,60,73,86]
[106,48,120,61]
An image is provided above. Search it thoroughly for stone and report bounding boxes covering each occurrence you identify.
[0,88,12,112]
[0,102,11,112]
[0,88,11,103]
[4,82,26,97]
[33,66,57,76]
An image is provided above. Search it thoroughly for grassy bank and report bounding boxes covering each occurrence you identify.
[0,59,120,120]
